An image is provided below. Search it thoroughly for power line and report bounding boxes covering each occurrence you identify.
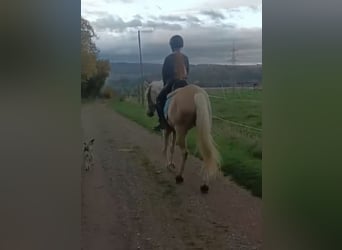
[230,40,237,65]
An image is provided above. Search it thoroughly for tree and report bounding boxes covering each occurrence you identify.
[81,17,98,82]
[96,59,111,79]
[81,17,111,98]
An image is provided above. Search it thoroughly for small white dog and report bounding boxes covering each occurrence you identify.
[83,138,95,171]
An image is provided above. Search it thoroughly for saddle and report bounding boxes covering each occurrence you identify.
[171,79,188,91]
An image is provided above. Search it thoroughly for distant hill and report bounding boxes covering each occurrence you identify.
[108,62,262,91]
[109,62,162,81]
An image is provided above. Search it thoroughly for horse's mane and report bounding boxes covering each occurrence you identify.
[174,51,187,80]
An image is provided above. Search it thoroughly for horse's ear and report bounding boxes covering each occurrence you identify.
[144,81,150,88]
[90,138,95,144]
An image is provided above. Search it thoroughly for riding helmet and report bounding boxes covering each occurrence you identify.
[169,35,184,50]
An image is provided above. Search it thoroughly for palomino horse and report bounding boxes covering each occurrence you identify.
[145,81,221,193]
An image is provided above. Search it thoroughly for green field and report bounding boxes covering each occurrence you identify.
[110,88,262,197]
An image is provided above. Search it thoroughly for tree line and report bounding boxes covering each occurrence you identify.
[81,17,111,99]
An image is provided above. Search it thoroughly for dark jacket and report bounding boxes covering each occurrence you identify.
[162,52,189,86]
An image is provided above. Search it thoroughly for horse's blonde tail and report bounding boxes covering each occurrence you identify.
[194,92,221,178]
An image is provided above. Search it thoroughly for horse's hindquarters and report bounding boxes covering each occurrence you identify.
[168,87,198,129]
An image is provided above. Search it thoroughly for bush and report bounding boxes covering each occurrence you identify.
[101,85,115,99]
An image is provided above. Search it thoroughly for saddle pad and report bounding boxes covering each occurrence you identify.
[163,96,172,120]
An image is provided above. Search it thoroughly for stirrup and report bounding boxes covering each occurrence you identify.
[153,124,162,131]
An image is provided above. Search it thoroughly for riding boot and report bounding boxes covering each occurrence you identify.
[154,82,173,131]
[153,102,162,131]
[155,101,166,130]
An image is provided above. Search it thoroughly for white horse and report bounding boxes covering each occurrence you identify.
[143,80,163,117]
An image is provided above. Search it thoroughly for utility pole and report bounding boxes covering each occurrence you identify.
[230,40,237,91]
[231,40,237,65]
[138,30,144,106]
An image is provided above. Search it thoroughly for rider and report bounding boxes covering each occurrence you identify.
[154,35,190,131]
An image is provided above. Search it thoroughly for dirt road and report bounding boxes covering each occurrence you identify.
[81,102,261,250]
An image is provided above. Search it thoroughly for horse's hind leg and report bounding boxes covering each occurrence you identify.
[162,128,171,156]
[163,128,175,170]
[175,129,188,184]
[168,130,176,170]
[200,171,210,193]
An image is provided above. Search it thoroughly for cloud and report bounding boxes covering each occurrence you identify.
[226,8,241,13]
[133,14,142,19]
[199,0,262,9]
[83,0,262,64]
[93,15,142,32]
[200,10,226,21]
[158,15,187,22]
[96,25,261,64]
[248,4,261,12]
[145,20,183,31]
[186,15,201,23]
[83,10,109,16]
[156,14,202,26]
[92,14,183,32]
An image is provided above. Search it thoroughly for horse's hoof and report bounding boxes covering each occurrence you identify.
[200,185,209,193]
[175,175,184,184]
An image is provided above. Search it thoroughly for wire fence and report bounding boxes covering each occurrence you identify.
[124,90,262,139]
[206,90,262,138]
[208,94,261,103]
[212,115,262,140]
[208,95,225,99]
[213,115,261,133]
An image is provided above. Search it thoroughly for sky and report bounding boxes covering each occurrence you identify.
[81,0,262,65]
